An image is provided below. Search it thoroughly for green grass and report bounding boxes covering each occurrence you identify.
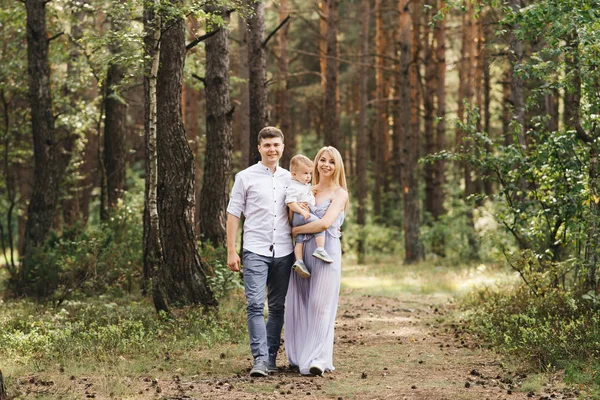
[0,288,249,397]
[341,256,520,297]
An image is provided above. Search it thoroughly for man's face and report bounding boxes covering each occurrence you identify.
[258,137,284,165]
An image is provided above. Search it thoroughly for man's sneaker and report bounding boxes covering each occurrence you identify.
[312,248,333,263]
[249,360,269,377]
[267,358,278,373]
[309,362,324,376]
[293,260,311,278]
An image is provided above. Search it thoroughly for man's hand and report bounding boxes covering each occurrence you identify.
[228,250,241,272]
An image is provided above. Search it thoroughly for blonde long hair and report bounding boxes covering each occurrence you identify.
[313,146,349,212]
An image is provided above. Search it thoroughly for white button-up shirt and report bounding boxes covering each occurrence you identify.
[227,162,293,257]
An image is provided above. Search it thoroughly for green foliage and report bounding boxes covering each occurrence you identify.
[199,242,243,301]
[0,292,246,365]
[9,190,145,301]
[463,286,600,386]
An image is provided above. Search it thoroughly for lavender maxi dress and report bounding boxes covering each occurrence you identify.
[284,199,345,374]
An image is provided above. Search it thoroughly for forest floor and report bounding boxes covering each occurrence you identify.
[5,259,578,400]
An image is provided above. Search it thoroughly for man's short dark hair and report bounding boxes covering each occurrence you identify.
[258,126,284,144]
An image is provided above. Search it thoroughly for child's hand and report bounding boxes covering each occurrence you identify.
[301,210,310,220]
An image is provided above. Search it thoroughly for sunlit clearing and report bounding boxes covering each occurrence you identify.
[342,259,520,297]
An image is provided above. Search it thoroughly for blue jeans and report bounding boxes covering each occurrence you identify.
[242,249,294,362]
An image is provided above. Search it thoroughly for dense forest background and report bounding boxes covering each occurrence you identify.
[1,0,600,394]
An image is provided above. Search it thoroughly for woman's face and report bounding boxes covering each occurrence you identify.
[317,151,336,179]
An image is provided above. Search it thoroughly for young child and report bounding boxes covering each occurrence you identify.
[286,155,333,278]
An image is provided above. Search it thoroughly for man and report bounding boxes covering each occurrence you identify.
[226,126,295,377]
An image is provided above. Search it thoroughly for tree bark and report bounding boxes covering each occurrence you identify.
[61,4,86,228]
[143,0,164,304]
[399,0,423,264]
[154,1,216,310]
[21,0,68,275]
[102,8,127,219]
[247,0,267,166]
[502,68,512,145]
[237,11,250,168]
[373,0,384,220]
[432,0,446,222]
[357,0,369,264]
[199,8,233,247]
[508,0,526,148]
[423,0,437,220]
[0,369,6,400]
[323,0,339,148]
[277,0,294,170]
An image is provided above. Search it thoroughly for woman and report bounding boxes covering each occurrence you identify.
[284,146,349,376]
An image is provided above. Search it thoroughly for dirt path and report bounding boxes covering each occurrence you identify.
[11,262,574,399]
[149,290,545,400]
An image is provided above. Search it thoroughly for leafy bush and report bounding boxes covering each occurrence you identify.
[463,285,600,386]
[9,192,144,301]
[199,242,243,301]
[0,294,247,364]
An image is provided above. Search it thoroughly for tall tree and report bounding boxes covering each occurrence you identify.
[459,3,479,260]
[102,1,127,220]
[423,0,437,220]
[507,0,526,148]
[276,0,293,170]
[247,0,267,165]
[373,0,384,220]
[154,1,216,310]
[432,0,447,223]
[398,0,423,263]
[20,0,70,286]
[199,9,233,247]
[143,0,165,306]
[323,0,339,148]
[356,0,369,263]
[236,11,250,168]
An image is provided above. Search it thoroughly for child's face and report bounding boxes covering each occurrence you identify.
[292,164,312,184]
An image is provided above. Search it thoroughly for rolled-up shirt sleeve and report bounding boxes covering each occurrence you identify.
[285,188,299,204]
[226,174,246,218]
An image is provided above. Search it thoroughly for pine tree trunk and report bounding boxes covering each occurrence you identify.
[323,0,339,148]
[154,2,216,310]
[21,0,68,278]
[508,0,526,148]
[463,4,479,260]
[142,0,165,305]
[373,0,384,220]
[399,0,423,264]
[502,68,512,145]
[0,369,6,400]
[103,39,127,218]
[357,0,369,264]
[199,9,233,247]
[61,6,86,228]
[423,1,437,220]
[277,0,293,170]
[185,16,202,233]
[482,18,493,195]
[237,9,250,168]
[432,0,446,222]
[247,0,267,165]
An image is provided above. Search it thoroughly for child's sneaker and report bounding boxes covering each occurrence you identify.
[312,248,333,263]
[293,260,311,278]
